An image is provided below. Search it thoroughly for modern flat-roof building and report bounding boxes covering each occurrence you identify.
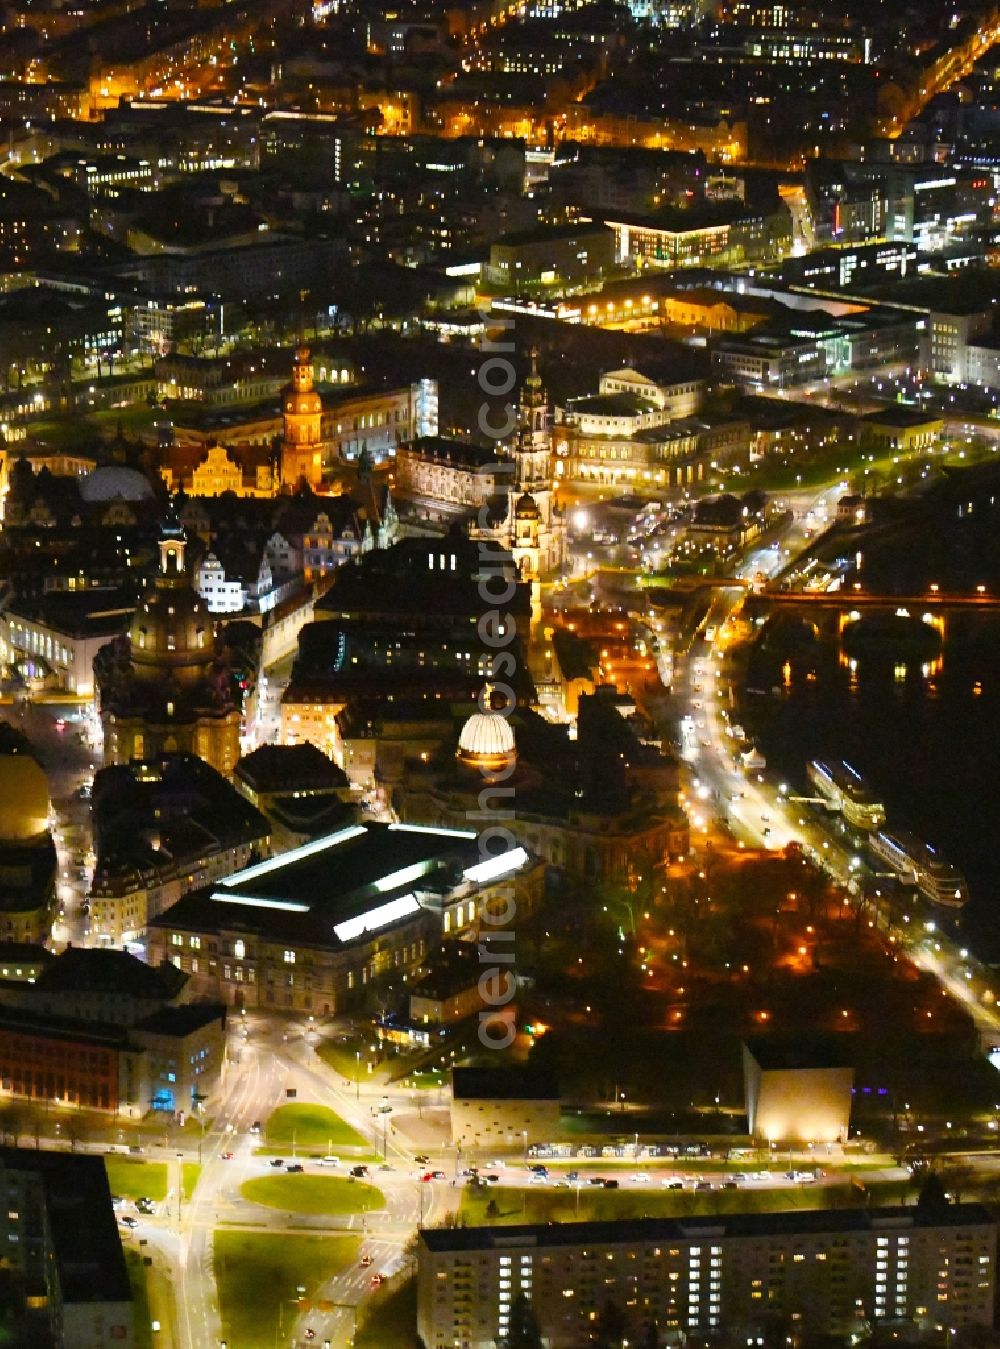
[418,1207,998,1349]
[147,822,543,1014]
[0,1147,135,1349]
[450,1065,560,1148]
[743,1035,855,1144]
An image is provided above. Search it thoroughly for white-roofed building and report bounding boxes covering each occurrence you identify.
[146,821,543,1013]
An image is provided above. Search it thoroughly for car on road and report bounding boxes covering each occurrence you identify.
[695,1180,714,1192]
[119,1216,138,1229]
[370,1274,383,1288]
[414,1154,429,1165]
[304,1331,316,1342]
[588,1177,606,1187]
[530,1173,548,1185]
[287,1163,304,1173]
[111,1196,125,1210]
[360,1255,373,1267]
[722,1180,739,1190]
[421,1172,434,1183]
[662,1180,684,1189]
[603,1179,619,1190]
[269,1159,284,1168]
[430,1170,446,1181]
[319,1156,339,1166]
[221,1151,233,1160]
[631,1172,650,1183]
[528,1164,548,1176]
[482,1174,500,1185]
[350,1165,370,1178]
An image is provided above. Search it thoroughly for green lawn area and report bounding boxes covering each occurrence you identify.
[403,1070,445,1090]
[264,1102,368,1152]
[240,1173,385,1215]
[355,1274,418,1349]
[214,1232,360,1349]
[182,1163,202,1201]
[316,1035,370,1080]
[104,1158,168,1202]
[459,1178,905,1225]
[125,1251,153,1349]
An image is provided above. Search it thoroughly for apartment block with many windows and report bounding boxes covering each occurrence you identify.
[417,1208,997,1348]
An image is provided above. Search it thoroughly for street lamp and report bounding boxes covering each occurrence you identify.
[355,1050,361,1101]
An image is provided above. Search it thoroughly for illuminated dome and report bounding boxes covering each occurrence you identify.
[457,688,516,772]
[0,754,50,841]
[514,491,540,520]
[129,523,213,684]
[80,465,154,504]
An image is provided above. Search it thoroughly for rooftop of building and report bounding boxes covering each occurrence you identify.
[0,1148,131,1305]
[0,942,54,969]
[744,1033,854,1072]
[401,436,503,470]
[451,1065,559,1102]
[92,754,270,880]
[5,588,136,640]
[148,822,532,948]
[567,392,660,418]
[35,946,188,1001]
[133,1002,225,1037]
[493,220,614,248]
[419,1204,995,1253]
[236,743,348,795]
[410,941,481,1000]
[859,406,946,429]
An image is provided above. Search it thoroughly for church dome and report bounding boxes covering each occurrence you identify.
[0,754,49,841]
[457,690,516,772]
[515,491,540,520]
[129,525,213,684]
[80,465,154,504]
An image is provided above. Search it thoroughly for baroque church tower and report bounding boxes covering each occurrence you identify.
[507,350,565,585]
[281,347,325,489]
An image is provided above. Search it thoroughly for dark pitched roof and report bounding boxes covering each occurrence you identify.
[36,947,187,1000]
[134,1002,225,1037]
[236,743,348,794]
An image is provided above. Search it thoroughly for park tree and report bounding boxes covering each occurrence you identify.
[593,1299,628,1348]
[501,1292,543,1349]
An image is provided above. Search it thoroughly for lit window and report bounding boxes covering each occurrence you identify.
[284,950,296,965]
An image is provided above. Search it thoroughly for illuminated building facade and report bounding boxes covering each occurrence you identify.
[146,822,543,1013]
[418,1209,998,1348]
